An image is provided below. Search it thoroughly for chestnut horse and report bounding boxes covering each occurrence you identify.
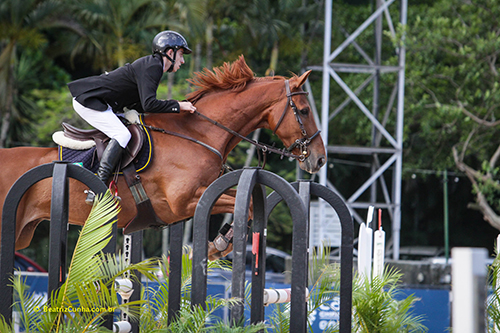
[0,56,325,259]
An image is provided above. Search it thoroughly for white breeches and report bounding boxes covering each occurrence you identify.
[72,98,131,148]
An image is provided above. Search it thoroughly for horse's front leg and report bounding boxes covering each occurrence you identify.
[185,187,252,261]
[207,188,254,261]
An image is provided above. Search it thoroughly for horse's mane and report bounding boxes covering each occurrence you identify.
[186,55,284,103]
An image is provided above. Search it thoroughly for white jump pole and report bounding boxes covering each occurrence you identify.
[113,321,132,333]
[263,288,309,306]
[451,247,487,333]
[357,206,374,281]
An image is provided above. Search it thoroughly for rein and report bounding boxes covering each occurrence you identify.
[144,79,320,163]
[142,124,224,161]
[193,110,307,161]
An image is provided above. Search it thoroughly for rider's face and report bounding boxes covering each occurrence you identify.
[172,49,185,72]
[164,49,185,73]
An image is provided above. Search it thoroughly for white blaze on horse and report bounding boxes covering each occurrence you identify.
[0,56,325,259]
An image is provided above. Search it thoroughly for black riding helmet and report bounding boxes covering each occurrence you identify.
[152,31,192,72]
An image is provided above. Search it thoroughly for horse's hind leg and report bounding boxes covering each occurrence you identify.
[15,219,44,250]
[185,187,253,261]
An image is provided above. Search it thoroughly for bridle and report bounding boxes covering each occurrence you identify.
[272,79,321,161]
[146,79,321,163]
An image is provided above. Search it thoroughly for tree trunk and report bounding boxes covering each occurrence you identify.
[195,42,202,73]
[0,112,11,148]
[453,146,500,231]
[266,41,279,76]
[0,44,15,148]
[205,18,213,70]
[0,68,14,148]
[117,35,125,68]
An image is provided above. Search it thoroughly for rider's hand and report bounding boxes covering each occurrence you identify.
[179,101,196,113]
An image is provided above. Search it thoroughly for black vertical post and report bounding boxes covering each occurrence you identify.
[288,181,311,332]
[309,183,353,333]
[48,162,70,297]
[102,208,117,330]
[231,168,258,326]
[168,222,184,324]
[250,184,267,326]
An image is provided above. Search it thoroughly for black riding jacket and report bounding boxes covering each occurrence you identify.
[67,54,180,114]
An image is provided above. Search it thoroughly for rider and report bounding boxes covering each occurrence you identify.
[67,30,196,205]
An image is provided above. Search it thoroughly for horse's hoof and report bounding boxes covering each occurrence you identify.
[207,242,224,261]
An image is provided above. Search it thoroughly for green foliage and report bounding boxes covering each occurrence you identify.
[67,0,173,70]
[473,162,500,215]
[404,0,500,171]
[0,0,74,147]
[352,269,427,333]
[11,46,73,147]
[30,88,87,147]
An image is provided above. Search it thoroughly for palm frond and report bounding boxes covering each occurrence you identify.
[51,190,119,330]
[0,318,14,333]
[267,303,290,333]
[95,252,159,283]
[65,191,119,286]
[10,274,47,332]
[352,267,428,333]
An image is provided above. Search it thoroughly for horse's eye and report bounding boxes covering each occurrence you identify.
[299,107,310,116]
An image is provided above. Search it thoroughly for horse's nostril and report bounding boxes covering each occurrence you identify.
[318,156,326,169]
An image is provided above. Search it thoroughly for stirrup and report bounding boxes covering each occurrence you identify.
[85,189,121,206]
[85,190,96,206]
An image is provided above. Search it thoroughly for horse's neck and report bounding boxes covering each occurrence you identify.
[200,81,281,155]
[146,80,282,160]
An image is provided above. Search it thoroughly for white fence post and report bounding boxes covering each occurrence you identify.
[451,247,487,333]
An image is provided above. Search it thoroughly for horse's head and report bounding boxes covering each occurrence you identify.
[268,71,326,174]
[186,56,326,174]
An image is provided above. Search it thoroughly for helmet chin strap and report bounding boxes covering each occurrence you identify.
[163,48,177,72]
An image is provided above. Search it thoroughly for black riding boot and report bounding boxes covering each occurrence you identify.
[85,139,124,205]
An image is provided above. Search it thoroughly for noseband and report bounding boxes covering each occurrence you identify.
[272,80,321,161]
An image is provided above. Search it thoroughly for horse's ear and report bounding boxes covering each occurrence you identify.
[293,70,312,89]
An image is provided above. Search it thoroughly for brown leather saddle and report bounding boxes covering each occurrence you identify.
[61,122,168,234]
[61,122,144,170]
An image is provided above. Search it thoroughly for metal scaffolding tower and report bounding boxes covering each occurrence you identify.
[309,0,407,259]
